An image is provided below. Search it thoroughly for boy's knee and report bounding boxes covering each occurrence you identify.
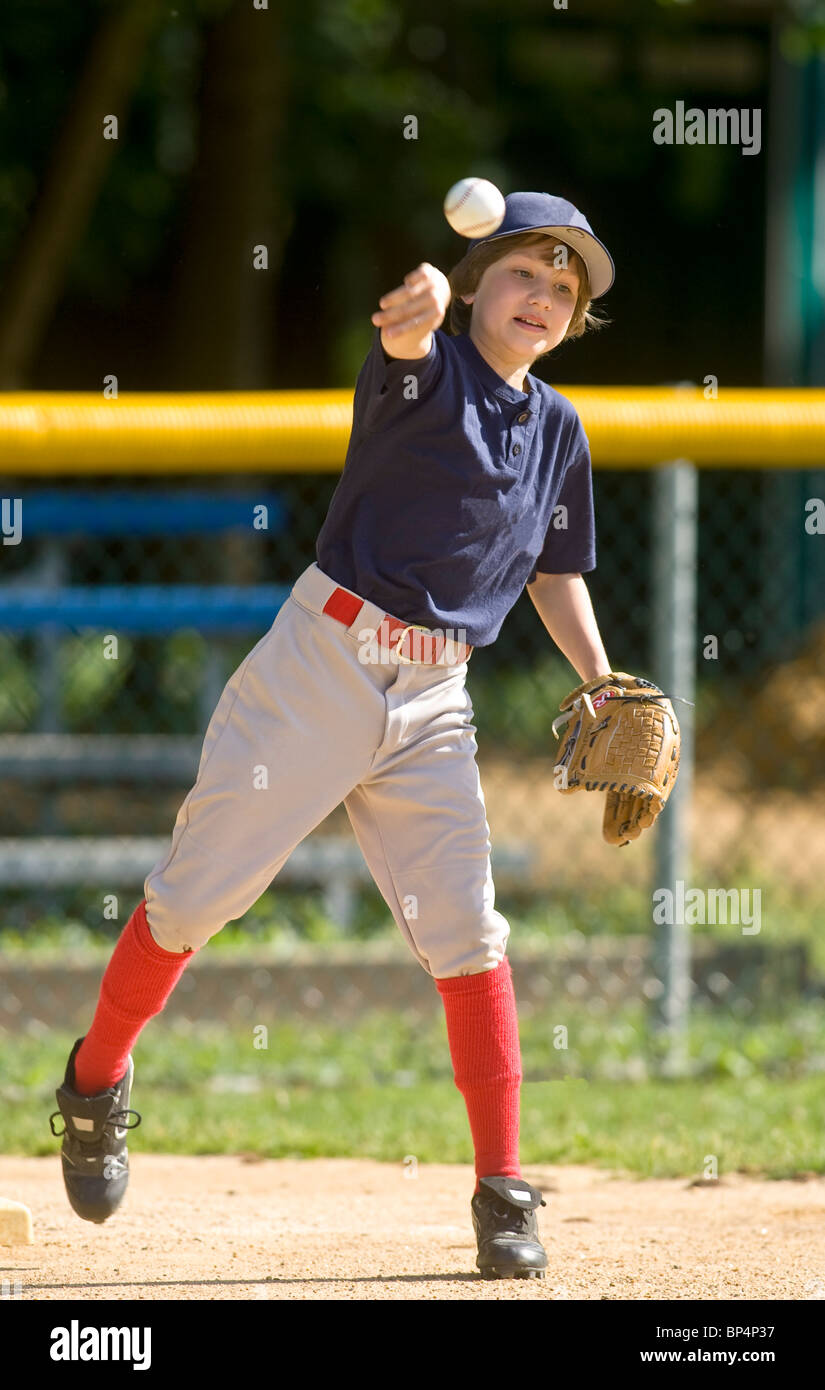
[420,904,511,979]
[144,891,222,954]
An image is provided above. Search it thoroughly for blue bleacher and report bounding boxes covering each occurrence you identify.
[14,490,286,536]
[0,585,290,633]
[0,489,291,632]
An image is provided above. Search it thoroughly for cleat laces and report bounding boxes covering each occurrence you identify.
[486,1194,545,1235]
[49,1107,142,1139]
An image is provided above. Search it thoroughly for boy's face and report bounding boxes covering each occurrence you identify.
[460,244,581,385]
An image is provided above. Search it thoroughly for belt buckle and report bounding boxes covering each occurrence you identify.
[394,623,433,664]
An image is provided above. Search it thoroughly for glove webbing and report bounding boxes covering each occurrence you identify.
[551,691,676,740]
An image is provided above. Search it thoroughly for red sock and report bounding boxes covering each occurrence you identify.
[73,900,195,1096]
[436,957,522,1195]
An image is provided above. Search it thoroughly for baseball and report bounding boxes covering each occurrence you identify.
[444,178,506,239]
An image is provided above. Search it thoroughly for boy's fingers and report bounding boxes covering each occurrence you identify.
[377,266,436,308]
[372,288,437,324]
[371,266,447,331]
[376,286,405,308]
[378,281,421,309]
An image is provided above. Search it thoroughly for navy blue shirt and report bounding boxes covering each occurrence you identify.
[315,327,596,647]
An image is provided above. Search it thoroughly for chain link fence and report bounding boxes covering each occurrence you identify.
[1,463,824,1008]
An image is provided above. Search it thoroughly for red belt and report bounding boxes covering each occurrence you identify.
[321,587,472,665]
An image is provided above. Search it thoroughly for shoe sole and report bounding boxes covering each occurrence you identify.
[480,1267,546,1280]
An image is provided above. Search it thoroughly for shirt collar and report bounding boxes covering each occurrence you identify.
[451,331,537,404]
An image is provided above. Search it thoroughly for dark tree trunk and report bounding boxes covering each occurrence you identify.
[0,0,162,389]
[165,0,291,389]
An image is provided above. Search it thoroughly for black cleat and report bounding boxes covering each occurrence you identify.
[471,1176,548,1280]
[49,1037,142,1224]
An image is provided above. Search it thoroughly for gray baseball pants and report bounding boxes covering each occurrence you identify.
[144,562,510,977]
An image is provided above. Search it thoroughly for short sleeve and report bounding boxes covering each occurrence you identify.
[527,443,597,583]
[356,326,444,434]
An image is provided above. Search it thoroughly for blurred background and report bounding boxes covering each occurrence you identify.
[1,0,824,1171]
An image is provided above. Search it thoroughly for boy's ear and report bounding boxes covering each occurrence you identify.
[461,293,475,305]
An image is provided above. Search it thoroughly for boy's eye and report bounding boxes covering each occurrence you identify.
[513,268,572,293]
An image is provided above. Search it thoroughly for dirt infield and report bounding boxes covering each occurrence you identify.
[1,1156,824,1301]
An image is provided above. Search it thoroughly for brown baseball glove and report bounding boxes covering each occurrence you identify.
[552,672,681,846]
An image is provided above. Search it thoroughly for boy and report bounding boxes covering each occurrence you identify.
[51,192,615,1281]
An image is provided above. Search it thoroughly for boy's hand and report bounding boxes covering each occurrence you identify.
[371,262,451,339]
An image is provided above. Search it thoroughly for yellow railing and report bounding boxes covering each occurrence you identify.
[0,388,823,473]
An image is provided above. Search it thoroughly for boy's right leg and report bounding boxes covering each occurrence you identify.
[63,569,395,1096]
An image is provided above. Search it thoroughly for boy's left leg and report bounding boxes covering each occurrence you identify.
[435,961,546,1278]
[343,658,547,1277]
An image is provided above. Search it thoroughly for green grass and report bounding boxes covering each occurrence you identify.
[4,1005,825,1178]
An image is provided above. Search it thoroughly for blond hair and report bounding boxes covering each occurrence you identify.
[446,231,610,349]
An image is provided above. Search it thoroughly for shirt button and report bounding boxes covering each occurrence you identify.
[512,443,522,456]
[517,412,529,424]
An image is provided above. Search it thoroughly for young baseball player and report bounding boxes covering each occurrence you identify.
[50,192,615,1280]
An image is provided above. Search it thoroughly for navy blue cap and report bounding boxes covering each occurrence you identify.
[466,191,614,299]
